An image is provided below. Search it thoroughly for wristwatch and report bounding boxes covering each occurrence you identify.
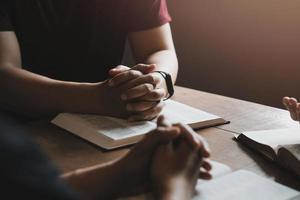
[154,71,174,101]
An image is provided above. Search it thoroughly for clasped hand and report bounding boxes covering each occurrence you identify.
[107,64,168,121]
[116,116,212,199]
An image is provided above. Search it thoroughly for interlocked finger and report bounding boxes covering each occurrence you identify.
[128,101,164,121]
[126,101,159,112]
[139,88,166,101]
[109,70,143,87]
[119,73,160,91]
[121,83,154,101]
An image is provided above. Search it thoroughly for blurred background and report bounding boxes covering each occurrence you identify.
[125,0,300,109]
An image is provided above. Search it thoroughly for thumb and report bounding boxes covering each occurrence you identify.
[109,65,131,77]
[157,115,172,128]
[132,64,156,74]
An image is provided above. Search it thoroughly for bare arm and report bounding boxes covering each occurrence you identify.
[0,31,125,118]
[128,23,178,85]
[62,161,123,200]
[105,24,179,121]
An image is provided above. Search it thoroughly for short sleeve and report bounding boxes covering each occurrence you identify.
[0,0,13,31]
[121,0,172,32]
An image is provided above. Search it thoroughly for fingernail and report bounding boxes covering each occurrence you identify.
[121,94,127,100]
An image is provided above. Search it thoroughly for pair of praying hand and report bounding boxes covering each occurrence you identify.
[103,64,168,121]
[63,116,212,200]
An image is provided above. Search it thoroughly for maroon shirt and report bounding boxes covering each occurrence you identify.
[0,0,171,82]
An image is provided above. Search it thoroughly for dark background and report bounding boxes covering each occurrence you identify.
[125,0,300,109]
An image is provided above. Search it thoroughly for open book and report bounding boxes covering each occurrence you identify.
[235,128,300,177]
[121,161,300,200]
[51,100,227,149]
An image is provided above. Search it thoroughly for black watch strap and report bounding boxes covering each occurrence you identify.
[154,71,174,101]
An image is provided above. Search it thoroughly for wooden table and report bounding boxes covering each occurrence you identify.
[24,86,300,191]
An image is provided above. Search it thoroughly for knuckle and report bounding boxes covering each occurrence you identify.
[123,72,131,80]
[144,84,153,92]
[153,91,164,99]
[116,65,126,69]
[127,70,141,78]
[134,70,143,76]
[128,70,136,77]
[147,74,156,84]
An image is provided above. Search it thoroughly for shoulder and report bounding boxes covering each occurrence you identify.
[119,0,172,32]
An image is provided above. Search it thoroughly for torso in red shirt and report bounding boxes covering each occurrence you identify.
[0,0,171,82]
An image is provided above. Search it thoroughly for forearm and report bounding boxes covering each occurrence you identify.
[158,191,191,200]
[144,49,178,84]
[155,179,192,200]
[0,65,103,117]
[62,161,124,200]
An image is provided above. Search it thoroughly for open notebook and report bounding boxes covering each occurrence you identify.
[120,161,300,200]
[51,100,227,149]
[235,128,300,177]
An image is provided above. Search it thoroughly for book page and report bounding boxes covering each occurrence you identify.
[241,128,300,150]
[118,161,232,200]
[51,100,226,150]
[193,170,299,200]
[53,100,224,141]
[198,160,232,184]
[119,169,299,200]
[161,100,222,125]
[71,114,156,140]
[288,195,300,200]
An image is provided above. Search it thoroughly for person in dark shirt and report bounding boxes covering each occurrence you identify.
[0,115,212,200]
[0,0,178,121]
